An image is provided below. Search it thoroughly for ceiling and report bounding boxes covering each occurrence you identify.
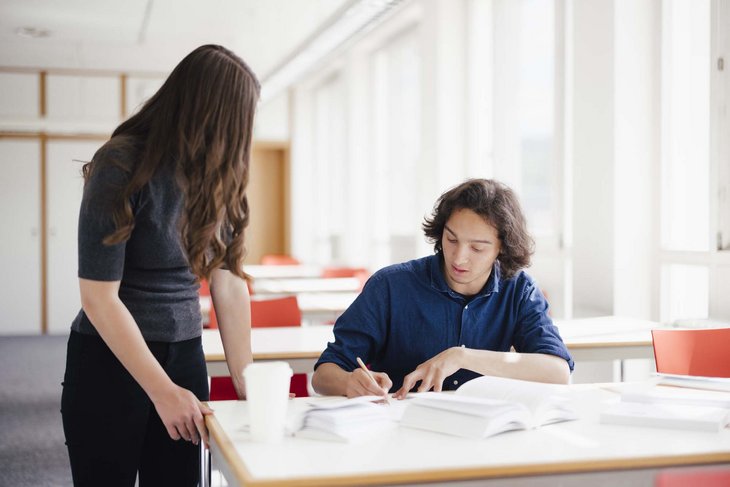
[0,0,349,79]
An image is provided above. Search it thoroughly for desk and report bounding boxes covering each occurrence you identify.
[203,326,334,376]
[294,292,358,324]
[201,292,358,326]
[251,277,361,294]
[204,384,730,486]
[245,265,322,279]
[203,316,666,377]
[554,316,660,362]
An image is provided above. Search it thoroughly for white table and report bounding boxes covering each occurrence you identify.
[554,316,660,362]
[203,326,334,376]
[244,264,323,280]
[200,292,358,326]
[204,383,730,486]
[251,277,361,294]
[203,316,668,377]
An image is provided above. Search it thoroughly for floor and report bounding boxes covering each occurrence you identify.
[0,334,73,486]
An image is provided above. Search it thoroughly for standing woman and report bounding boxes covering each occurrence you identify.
[61,45,259,486]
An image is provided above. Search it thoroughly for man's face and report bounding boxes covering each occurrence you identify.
[441,208,501,296]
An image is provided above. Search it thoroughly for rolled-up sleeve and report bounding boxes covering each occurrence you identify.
[513,282,574,371]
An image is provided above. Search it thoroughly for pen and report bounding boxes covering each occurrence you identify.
[356,357,389,401]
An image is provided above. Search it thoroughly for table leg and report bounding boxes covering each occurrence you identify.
[199,442,210,487]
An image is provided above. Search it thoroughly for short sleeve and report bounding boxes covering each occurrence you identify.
[77,149,131,281]
[513,281,575,371]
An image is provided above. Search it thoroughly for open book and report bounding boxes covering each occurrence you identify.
[399,376,578,439]
[294,396,397,443]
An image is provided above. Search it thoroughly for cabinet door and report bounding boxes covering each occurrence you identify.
[46,140,99,334]
[0,140,41,334]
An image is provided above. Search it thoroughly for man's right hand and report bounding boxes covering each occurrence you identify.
[345,368,392,398]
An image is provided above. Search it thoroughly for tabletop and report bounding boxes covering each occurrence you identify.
[204,382,730,487]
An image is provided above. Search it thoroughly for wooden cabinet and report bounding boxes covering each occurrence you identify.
[0,139,41,334]
[46,140,98,333]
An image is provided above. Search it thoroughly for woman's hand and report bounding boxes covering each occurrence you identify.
[152,384,214,446]
[393,347,465,399]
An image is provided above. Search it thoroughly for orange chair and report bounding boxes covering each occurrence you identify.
[260,254,301,265]
[321,266,370,291]
[209,295,309,400]
[651,328,730,377]
[321,266,368,278]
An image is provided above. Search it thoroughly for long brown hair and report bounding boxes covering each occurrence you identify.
[83,44,260,280]
[422,179,534,279]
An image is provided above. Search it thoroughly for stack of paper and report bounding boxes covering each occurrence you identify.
[294,396,397,443]
[656,373,730,393]
[600,383,730,432]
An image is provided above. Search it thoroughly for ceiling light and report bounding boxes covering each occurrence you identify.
[15,26,51,39]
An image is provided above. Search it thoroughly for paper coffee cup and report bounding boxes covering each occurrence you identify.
[243,362,293,443]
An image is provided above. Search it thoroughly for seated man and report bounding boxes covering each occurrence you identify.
[312,179,574,399]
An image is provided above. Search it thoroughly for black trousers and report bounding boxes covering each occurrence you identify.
[61,331,209,487]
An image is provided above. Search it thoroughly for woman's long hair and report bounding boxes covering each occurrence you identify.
[422,179,534,280]
[83,44,260,281]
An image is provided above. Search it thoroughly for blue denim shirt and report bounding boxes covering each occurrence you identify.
[316,254,574,392]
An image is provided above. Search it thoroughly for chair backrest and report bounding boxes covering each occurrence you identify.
[651,328,730,377]
[251,295,302,328]
[260,254,301,265]
[321,266,367,278]
[321,267,370,291]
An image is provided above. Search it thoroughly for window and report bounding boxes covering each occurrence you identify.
[518,0,558,240]
[714,0,730,251]
[661,264,709,324]
[370,29,421,267]
[660,0,711,252]
[311,74,346,262]
[659,0,730,324]
[489,0,562,247]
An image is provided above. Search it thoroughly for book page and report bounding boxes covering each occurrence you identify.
[408,392,526,418]
[454,376,577,426]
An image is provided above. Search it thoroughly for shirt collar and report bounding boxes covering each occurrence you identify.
[428,253,501,299]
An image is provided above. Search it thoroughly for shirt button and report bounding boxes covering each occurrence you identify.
[464,305,469,310]
[453,380,459,385]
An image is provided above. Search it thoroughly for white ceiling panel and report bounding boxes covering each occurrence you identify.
[0,0,149,43]
[0,0,349,76]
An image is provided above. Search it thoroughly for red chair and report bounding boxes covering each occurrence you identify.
[321,266,370,291]
[209,295,309,400]
[260,254,301,265]
[651,328,730,377]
